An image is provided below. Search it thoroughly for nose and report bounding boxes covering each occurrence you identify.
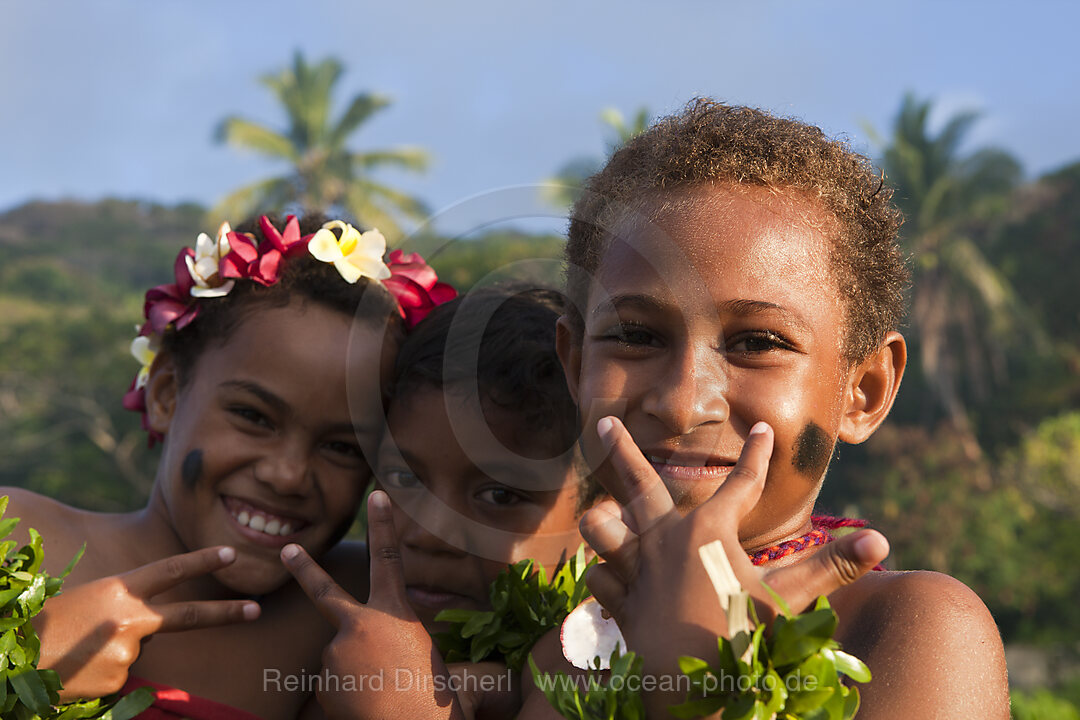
[641,343,729,434]
[397,496,470,557]
[253,438,313,496]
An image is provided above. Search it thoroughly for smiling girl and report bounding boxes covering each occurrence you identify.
[2,214,452,719]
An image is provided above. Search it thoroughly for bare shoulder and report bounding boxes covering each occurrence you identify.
[832,570,1010,720]
[0,487,92,565]
[317,538,371,601]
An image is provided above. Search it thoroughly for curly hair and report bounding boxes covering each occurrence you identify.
[163,213,401,387]
[565,99,908,363]
[391,285,602,513]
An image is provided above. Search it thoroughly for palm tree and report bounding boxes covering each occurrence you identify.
[542,107,651,209]
[215,52,429,241]
[878,93,1039,459]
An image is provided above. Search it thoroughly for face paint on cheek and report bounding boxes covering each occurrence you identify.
[791,422,834,479]
[181,449,203,490]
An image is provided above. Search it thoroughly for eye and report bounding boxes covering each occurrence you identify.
[726,331,794,354]
[598,322,662,349]
[380,468,422,490]
[475,485,526,507]
[323,440,364,460]
[229,405,272,428]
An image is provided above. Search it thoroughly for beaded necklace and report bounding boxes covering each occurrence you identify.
[746,515,871,567]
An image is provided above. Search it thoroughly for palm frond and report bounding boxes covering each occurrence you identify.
[352,146,430,172]
[331,94,392,148]
[211,176,296,222]
[216,117,298,162]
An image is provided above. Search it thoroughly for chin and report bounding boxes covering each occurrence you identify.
[213,562,290,598]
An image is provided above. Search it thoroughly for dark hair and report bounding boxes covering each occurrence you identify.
[163,213,401,387]
[392,285,602,512]
[566,99,908,363]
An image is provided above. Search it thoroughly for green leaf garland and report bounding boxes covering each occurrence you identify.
[0,496,155,720]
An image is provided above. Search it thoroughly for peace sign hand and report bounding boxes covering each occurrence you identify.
[36,546,261,702]
[281,491,467,720]
[579,417,888,717]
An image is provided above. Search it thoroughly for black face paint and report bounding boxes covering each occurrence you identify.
[792,422,833,479]
[181,449,204,490]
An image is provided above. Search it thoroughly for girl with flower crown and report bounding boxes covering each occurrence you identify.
[1,213,455,719]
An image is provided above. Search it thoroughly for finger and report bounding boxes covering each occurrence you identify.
[126,546,239,598]
[584,564,627,622]
[281,543,357,629]
[579,500,638,581]
[762,529,889,613]
[694,422,773,529]
[151,598,261,633]
[365,490,410,611]
[595,416,676,532]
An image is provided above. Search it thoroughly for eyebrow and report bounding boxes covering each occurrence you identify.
[592,295,811,333]
[590,293,670,318]
[220,380,379,436]
[717,299,812,333]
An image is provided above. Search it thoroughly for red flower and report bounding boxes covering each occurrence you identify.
[143,247,198,334]
[382,249,457,329]
[220,215,308,286]
[121,378,163,448]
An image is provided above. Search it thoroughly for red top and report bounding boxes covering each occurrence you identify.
[121,676,264,720]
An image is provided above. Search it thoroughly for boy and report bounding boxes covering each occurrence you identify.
[283,286,602,719]
[554,100,1010,718]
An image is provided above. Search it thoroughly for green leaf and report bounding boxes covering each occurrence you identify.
[10,669,52,714]
[100,686,156,720]
[826,649,871,684]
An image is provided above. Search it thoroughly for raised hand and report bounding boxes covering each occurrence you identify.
[281,490,468,720]
[36,546,261,701]
[579,417,889,716]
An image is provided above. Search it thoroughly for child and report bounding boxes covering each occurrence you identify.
[3,214,450,719]
[281,286,602,719]
[553,100,1010,717]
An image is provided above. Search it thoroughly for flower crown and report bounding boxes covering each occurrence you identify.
[123,214,456,445]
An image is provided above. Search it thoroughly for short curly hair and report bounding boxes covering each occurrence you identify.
[163,213,401,387]
[565,99,908,363]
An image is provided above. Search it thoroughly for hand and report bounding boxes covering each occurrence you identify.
[281,491,467,720]
[579,418,889,716]
[36,546,261,701]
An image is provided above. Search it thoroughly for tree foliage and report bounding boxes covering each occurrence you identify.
[215,52,429,241]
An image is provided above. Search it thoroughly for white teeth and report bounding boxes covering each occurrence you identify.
[231,505,300,536]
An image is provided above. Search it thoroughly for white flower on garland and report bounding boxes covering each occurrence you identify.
[308,221,392,284]
[186,221,236,297]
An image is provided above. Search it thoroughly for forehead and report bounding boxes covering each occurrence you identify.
[192,302,390,430]
[596,184,841,315]
[383,387,575,494]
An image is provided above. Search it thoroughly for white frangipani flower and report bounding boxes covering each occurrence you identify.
[186,221,235,297]
[308,221,391,284]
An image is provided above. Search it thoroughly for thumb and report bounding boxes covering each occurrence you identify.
[761,529,889,613]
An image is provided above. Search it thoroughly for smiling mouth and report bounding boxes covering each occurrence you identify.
[645,455,736,481]
[223,497,307,539]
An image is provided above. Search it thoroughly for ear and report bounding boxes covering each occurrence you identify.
[837,331,906,444]
[556,315,582,405]
[144,352,181,435]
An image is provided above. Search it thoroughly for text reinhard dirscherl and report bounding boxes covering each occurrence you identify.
[263,667,513,694]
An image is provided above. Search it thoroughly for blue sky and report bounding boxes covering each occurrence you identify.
[2,1,1078,235]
